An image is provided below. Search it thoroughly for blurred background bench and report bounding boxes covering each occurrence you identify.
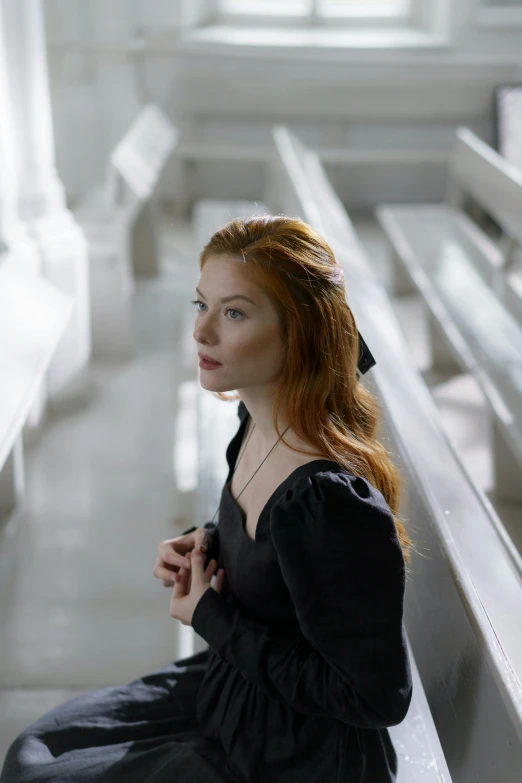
[376,128,522,504]
[75,104,177,359]
[0,261,73,522]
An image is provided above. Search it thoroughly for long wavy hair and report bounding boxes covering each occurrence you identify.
[199,214,414,568]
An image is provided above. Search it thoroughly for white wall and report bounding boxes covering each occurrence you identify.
[43,0,522,211]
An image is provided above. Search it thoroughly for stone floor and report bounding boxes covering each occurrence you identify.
[0,209,520,767]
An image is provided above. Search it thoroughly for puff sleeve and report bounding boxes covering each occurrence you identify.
[191,471,413,729]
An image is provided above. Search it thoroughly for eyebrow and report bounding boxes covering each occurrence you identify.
[196,288,256,306]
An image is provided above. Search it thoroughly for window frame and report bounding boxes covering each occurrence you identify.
[217,0,425,30]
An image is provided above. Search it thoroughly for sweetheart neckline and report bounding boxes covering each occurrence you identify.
[225,459,341,543]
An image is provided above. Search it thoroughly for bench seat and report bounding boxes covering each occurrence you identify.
[375,203,504,294]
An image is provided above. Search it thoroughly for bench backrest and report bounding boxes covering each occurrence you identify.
[447,127,522,245]
[106,103,177,209]
[268,125,522,780]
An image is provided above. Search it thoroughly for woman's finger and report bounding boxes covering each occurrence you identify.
[205,560,218,581]
[212,568,225,593]
[156,538,197,571]
[160,566,178,581]
[198,531,210,550]
[174,564,189,596]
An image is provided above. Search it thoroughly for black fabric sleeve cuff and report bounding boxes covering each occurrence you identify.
[191,586,234,654]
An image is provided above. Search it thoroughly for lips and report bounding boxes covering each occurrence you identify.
[199,354,222,365]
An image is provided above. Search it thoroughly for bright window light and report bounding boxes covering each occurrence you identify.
[220,0,412,15]
[220,1,310,14]
[319,0,411,15]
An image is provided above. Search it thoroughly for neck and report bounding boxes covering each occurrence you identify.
[238,392,291,455]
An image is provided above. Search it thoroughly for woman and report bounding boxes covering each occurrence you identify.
[1,215,414,782]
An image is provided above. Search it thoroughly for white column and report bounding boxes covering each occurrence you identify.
[0,2,37,508]
[2,0,65,219]
[0,0,39,276]
[0,24,17,248]
[2,0,92,414]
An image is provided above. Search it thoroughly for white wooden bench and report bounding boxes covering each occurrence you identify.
[377,128,522,327]
[376,128,522,291]
[0,259,73,523]
[376,127,522,505]
[268,126,522,781]
[448,128,522,328]
[75,104,177,359]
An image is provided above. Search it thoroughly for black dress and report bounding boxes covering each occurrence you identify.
[1,400,412,783]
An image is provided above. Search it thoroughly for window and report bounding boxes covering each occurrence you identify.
[219,0,414,24]
[319,1,411,17]
[200,1,449,47]
[221,1,310,14]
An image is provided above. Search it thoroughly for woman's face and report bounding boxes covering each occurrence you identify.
[193,254,286,394]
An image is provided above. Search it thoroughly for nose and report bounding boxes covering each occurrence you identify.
[193,307,218,346]
[193,326,207,344]
[193,323,215,346]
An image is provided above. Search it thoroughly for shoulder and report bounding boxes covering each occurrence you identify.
[275,469,392,521]
[269,469,399,551]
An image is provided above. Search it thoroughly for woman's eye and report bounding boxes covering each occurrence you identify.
[190,300,243,320]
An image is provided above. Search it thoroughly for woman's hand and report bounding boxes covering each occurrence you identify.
[169,546,225,627]
[153,529,209,587]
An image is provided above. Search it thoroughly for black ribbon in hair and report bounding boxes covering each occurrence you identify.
[356,330,376,376]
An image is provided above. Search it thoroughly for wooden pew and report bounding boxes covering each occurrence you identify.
[75,104,177,359]
[268,126,522,782]
[0,260,73,523]
[376,127,522,504]
[451,128,522,328]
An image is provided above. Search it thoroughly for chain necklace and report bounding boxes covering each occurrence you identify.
[207,416,291,531]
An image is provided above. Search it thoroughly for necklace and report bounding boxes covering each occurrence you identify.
[208,416,291,530]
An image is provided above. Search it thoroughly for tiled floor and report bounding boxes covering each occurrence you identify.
[0,210,520,769]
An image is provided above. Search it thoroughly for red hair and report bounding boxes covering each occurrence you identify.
[200,214,414,567]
